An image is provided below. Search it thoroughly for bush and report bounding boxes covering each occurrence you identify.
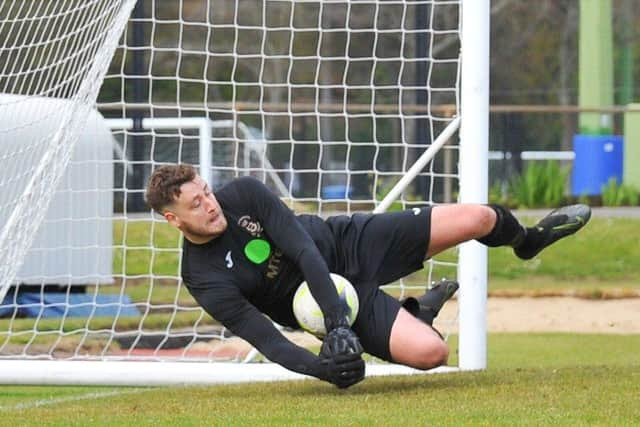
[509,161,569,208]
[601,178,639,206]
[489,181,514,208]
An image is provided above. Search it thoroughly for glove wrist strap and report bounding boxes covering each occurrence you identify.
[323,303,351,332]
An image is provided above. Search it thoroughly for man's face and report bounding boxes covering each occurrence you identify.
[164,176,227,243]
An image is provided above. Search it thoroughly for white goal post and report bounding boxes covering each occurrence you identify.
[0,0,489,385]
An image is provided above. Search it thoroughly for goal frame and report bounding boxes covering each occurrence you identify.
[0,0,489,385]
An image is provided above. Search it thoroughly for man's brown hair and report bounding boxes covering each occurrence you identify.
[145,164,197,214]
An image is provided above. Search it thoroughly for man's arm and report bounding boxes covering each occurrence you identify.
[234,177,348,331]
[189,285,364,388]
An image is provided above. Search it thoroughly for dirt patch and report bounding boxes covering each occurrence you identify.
[183,329,322,360]
[436,297,640,334]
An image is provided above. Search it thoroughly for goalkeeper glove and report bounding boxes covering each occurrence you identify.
[319,350,365,389]
[318,326,365,388]
[320,326,363,357]
[322,301,362,354]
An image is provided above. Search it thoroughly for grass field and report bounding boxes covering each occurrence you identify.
[113,216,640,290]
[1,217,638,425]
[488,216,640,282]
[1,334,638,426]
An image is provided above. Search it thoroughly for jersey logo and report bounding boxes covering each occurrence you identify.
[266,248,283,280]
[238,215,263,237]
[225,251,234,269]
[413,207,421,216]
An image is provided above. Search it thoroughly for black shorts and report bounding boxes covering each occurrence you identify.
[326,207,432,361]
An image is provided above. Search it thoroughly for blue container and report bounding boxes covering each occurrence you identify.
[571,135,623,196]
[322,185,352,200]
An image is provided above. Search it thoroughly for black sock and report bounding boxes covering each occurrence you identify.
[400,297,436,325]
[513,226,547,259]
[476,204,527,248]
[402,299,442,337]
[418,310,436,326]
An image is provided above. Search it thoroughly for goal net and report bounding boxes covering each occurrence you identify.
[0,0,488,385]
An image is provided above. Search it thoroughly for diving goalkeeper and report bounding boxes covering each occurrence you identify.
[145,164,590,388]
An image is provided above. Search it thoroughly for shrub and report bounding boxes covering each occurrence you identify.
[510,161,569,208]
[489,181,514,207]
[601,178,639,206]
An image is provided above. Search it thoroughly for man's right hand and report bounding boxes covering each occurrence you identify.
[318,326,365,388]
[320,351,365,388]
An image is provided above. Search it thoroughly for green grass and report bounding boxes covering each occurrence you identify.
[2,217,638,425]
[1,333,638,426]
[114,217,640,296]
[395,216,640,298]
[0,311,213,346]
[113,220,182,276]
[488,217,640,282]
[488,276,640,298]
[6,216,636,350]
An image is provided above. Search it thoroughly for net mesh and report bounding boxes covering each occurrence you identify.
[0,0,462,365]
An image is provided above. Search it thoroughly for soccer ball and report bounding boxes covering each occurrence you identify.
[292,273,359,338]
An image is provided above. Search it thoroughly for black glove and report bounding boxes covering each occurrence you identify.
[323,302,352,333]
[319,351,365,389]
[318,326,365,388]
[320,326,363,358]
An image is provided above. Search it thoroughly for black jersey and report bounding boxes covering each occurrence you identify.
[181,176,346,378]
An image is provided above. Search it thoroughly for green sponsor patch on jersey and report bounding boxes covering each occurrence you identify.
[244,239,271,264]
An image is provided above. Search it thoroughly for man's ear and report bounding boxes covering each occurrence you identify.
[164,210,180,228]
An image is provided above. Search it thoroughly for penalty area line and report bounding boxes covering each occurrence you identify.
[0,388,151,411]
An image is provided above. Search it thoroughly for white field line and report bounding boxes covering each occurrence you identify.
[0,388,150,411]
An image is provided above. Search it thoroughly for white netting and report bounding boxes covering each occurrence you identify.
[0,0,466,372]
[0,0,137,309]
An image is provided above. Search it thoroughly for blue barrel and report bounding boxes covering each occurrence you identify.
[571,135,623,196]
[322,185,351,199]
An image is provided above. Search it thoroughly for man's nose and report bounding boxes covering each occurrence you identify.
[205,197,216,212]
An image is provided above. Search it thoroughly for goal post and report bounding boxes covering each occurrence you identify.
[0,0,489,385]
[458,0,490,371]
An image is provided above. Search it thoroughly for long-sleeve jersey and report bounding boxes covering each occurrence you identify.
[181,176,347,379]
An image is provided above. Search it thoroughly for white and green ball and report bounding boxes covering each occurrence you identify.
[292,273,359,338]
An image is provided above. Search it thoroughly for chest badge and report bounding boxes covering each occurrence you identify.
[225,251,234,269]
[238,215,263,237]
[244,239,271,264]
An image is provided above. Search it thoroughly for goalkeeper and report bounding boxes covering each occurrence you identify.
[145,164,590,388]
